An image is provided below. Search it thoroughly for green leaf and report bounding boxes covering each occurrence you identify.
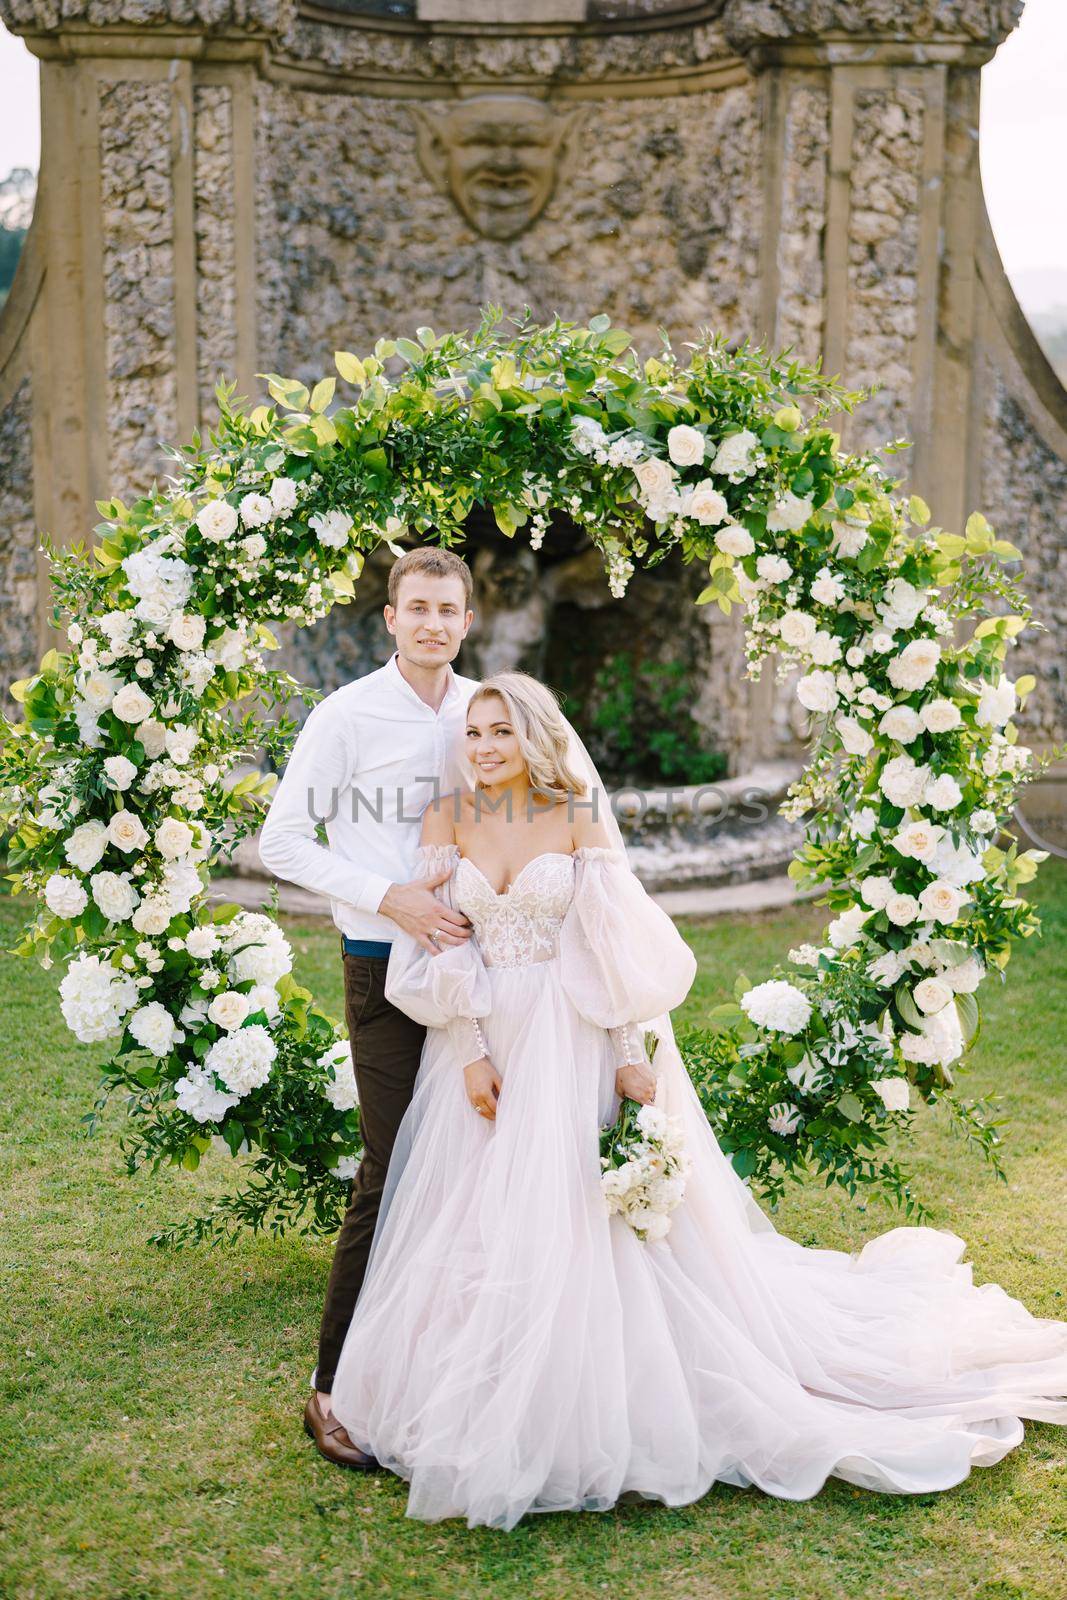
[908,494,931,525]
[309,377,336,414]
[334,351,366,386]
[588,313,611,333]
[835,1092,865,1123]
[731,1148,758,1179]
[955,990,980,1048]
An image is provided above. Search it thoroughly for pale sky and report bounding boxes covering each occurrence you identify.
[0,0,1064,307]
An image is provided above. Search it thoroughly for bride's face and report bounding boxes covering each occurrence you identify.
[465,696,526,787]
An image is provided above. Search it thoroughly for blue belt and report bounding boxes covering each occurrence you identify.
[341,936,393,959]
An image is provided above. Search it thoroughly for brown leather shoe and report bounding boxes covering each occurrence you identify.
[303,1392,379,1471]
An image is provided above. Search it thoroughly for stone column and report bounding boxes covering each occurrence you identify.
[0,0,286,528]
[724,0,1023,530]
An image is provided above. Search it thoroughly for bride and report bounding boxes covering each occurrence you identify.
[328,670,1067,1530]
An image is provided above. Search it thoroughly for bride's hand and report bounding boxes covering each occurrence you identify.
[464,1057,502,1120]
[615,1060,657,1105]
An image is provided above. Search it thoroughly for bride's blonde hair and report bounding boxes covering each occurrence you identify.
[467,672,589,803]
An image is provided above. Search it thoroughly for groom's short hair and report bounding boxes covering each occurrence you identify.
[388,547,474,610]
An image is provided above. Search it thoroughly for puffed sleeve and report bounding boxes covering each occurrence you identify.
[382,842,492,1068]
[559,845,697,1066]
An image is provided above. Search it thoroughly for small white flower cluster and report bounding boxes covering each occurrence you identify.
[601,1101,690,1243]
[317,1039,360,1112]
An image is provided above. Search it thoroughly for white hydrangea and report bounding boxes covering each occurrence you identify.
[766,491,813,532]
[269,476,299,513]
[924,773,962,811]
[103,755,137,791]
[174,1065,240,1124]
[64,819,108,872]
[867,947,910,986]
[224,912,293,986]
[810,567,845,607]
[740,979,812,1036]
[945,955,984,993]
[859,875,895,909]
[185,924,221,959]
[44,873,89,919]
[204,1024,277,1097]
[318,1040,360,1111]
[826,905,869,949]
[128,1001,185,1057]
[871,1077,910,1113]
[571,415,607,456]
[829,516,869,558]
[836,716,874,756]
[709,428,759,478]
[59,952,140,1042]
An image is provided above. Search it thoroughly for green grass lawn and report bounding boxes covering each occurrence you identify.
[1,863,1065,1600]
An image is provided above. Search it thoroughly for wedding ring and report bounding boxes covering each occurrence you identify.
[429,929,442,948]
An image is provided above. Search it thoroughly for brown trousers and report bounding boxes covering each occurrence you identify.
[315,949,427,1392]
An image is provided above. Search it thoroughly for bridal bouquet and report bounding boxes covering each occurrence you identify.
[600,1035,690,1243]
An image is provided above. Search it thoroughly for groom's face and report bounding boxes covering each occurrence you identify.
[385,573,473,669]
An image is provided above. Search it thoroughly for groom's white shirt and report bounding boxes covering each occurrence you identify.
[258,650,481,942]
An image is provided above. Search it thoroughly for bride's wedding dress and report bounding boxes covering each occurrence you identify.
[328,841,1067,1530]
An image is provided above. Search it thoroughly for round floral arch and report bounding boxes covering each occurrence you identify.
[0,309,1052,1247]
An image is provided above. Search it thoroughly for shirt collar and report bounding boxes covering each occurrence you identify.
[387,649,462,711]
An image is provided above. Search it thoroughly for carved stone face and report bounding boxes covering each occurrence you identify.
[414,96,578,240]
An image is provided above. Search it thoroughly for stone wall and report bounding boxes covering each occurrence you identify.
[0,376,38,698]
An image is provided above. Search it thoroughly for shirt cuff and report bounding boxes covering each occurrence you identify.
[356,872,394,915]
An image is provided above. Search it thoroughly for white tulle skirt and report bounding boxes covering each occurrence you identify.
[328,953,1067,1531]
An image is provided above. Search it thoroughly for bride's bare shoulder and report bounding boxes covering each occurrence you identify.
[419,789,462,846]
[568,792,616,853]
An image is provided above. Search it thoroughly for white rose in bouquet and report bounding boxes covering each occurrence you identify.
[103,755,137,791]
[867,947,910,986]
[633,455,677,503]
[90,870,139,923]
[879,578,926,628]
[65,819,108,873]
[885,893,920,927]
[887,638,941,691]
[811,630,842,666]
[917,880,965,923]
[269,475,299,513]
[309,509,354,549]
[683,480,728,526]
[891,819,944,862]
[920,698,961,734]
[878,704,923,743]
[196,499,238,542]
[131,894,173,936]
[319,1041,360,1112]
[767,491,813,531]
[666,423,705,467]
[44,873,89,919]
[112,683,154,724]
[107,809,149,854]
[778,609,817,650]
[166,613,206,652]
[79,668,123,712]
[810,567,845,607]
[155,817,195,859]
[913,976,953,1014]
[878,754,930,807]
[756,554,791,583]
[827,905,869,949]
[714,523,755,556]
[829,517,869,558]
[796,670,840,714]
[208,990,252,1032]
[129,1001,185,1057]
[709,428,758,477]
[741,979,812,1035]
[860,875,895,909]
[246,982,282,1023]
[924,773,962,812]
[225,911,293,986]
[239,491,274,529]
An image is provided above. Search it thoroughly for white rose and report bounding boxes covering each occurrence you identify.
[878,705,924,743]
[112,683,154,724]
[836,716,874,757]
[208,990,251,1032]
[107,809,150,854]
[860,875,895,909]
[155,817,195,859]
[885,893,920,926]
[714,523,755,557]
[878,754,930,808]
[308,509,354,549]
[132,895,173,935]
[778,609,817,650]
[65,819,109,873]
[913,976,953,1014]
[971,809,997,835]
[829,517,869,558]
[241,533,267,562]
[90,870,139,923]
[920,698,961,734]
[891,820,944,862]
[103,755,137,791]
[796,670,840,713]
[766,491,813,532]
[975,675,1017,728]
[871,1077,910,1113]
[269,476,298,513]
[709,429,758,477]
[756,554,792,584]
[633,456,677,501]
[196,499,239,542]
[810,568,845,607]
[887,638,941,692]
[683,480,728,526]
[239,492,274,529]
[166,613,206,652]
[666,424,705,467]
[45,873,89,919]
[867,947,910,986]
[924,773,962,812]
[827,905,869,949]
[810,630,842,666]
[80,668,122,711]
[879,578,926,628]
[918,880,964,923]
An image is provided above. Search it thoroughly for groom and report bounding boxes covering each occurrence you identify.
[258,546,481,1468]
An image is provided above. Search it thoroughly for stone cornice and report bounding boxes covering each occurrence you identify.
[0,0,294,29]
[723,0,1024,58]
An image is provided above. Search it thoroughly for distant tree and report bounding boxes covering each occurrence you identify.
[0,226,27,305]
